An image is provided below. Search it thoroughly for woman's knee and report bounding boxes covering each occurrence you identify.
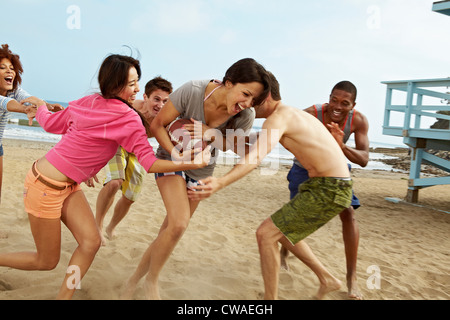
[36,253,60,270]
[167,218,190,240]
[79,234,102,255]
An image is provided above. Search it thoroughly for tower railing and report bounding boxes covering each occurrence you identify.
[382,78,450,202]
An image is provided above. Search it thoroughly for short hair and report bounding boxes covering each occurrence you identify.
[0,44,24,91]
[331,81,357,102]
[144,76,173,96]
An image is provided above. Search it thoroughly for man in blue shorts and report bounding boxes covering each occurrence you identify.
[283,81,369,299]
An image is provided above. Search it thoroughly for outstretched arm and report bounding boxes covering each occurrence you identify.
[22,97,71,134]
[187,116,285,201]
[148,145,211,173]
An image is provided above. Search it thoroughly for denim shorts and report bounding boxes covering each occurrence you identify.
[154,171,200,190]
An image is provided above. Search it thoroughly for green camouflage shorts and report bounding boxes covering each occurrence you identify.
[271,177,353,245]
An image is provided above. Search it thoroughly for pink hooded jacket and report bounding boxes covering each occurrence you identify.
[36,94,157,184]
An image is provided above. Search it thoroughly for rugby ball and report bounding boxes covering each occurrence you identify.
[166,118,208,153]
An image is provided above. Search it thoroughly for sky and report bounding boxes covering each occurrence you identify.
[2,0,450,145]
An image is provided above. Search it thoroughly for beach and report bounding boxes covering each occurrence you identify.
[0,138,449,300]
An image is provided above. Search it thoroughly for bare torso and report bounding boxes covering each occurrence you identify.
[267,104,350,178]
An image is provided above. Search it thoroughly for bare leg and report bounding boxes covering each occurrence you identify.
[95,179,122,245]
[143,176,200,300]
[256,218,283,300]
[57,191,101,299]
[0,214,61,270]
[257,218,341,300]
[120,216,169,299]
[279,238,342,299]
[339,207,362,300]
[121,175,199,300]
[105,195,134,240]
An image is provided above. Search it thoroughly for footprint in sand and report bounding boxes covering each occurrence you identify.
[0,280,12,291]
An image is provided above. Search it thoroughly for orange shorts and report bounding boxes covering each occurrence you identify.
[23,163,82,219]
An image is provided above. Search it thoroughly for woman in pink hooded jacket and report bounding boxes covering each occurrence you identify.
[0,54,210,299]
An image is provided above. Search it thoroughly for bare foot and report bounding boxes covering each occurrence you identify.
[347,278,363,300]
[105,225,115,241]
[100,233,108,246]
[143,278,161,300]
[100,225,115,246]
[120,278,139,300]
[314,276,342,300]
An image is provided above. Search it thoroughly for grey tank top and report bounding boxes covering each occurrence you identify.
[156,79,255,180]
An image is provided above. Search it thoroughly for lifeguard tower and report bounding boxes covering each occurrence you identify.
[382,1,450,203]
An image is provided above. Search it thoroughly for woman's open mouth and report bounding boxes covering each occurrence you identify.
[4,76,13,86]
[234,103,245,113]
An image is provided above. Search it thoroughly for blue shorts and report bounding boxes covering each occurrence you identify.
[154,171,200,190]
[0,144,3,157]
[287,163,360,210]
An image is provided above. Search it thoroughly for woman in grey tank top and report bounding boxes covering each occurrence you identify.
[121,58,271,300]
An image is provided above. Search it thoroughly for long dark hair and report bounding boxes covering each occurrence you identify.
[98,54,150,135]
[223,58,270,107]
[221,58,270,133]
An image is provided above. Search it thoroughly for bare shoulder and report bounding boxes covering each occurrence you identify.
[279,104,311,122]
[353,109,369,131]
[263,104,308,136]
[133,100,144,112]
[303,105,317,115]
[264,104,294,125]
[277,104,300,116]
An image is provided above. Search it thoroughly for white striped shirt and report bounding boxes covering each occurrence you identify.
[0,86,31,145]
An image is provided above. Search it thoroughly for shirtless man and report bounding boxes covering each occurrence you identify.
[282,81,369,300]
[188,73,353,300]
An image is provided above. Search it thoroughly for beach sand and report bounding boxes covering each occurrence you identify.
[0,138,449,300]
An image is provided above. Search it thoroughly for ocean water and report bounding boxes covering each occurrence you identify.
[4,110,403,172]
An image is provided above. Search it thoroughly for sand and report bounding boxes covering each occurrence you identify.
[0,138,449,300]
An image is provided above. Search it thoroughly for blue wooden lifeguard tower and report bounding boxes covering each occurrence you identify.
[382,1,450,203]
